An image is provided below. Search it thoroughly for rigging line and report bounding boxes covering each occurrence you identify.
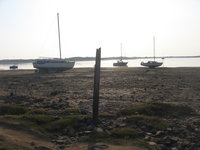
[39,17,57,58]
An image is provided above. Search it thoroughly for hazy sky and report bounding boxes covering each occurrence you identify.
[0,0,200,59]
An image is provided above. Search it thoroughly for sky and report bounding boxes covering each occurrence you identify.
[0,0,200,59]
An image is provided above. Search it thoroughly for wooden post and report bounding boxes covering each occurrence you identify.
[93,48,101,125]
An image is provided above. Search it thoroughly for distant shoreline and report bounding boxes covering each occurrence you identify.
[0,55,200,64]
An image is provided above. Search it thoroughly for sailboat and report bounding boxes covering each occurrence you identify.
[9,65,18,70]
[33,13,75,73]
[113,43,128,66]
[141,36,163,68]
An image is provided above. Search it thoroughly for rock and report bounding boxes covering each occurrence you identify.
[157,144,168,150]
[155,130,164,136]
[163,136,172,146]
[30,141,36,146]
[84,130,92,134]
[146,132,153,136]
[58,145,65,149]
[167,128,172,131]
[171,148,178,150]
[55,140,65,145]
[88,143,109,150]
[53,115,60,120]
[144,135,151,140]
[148,141,157,146]
[105,130,111,135]
[70,137,77,142]
[119,123,126,127]
[95,127,103,133]
[54,136,72,145]
[157,136,178,147]
[86,125,95,131]
[170,136,180,143]
[68,129,76,137]
[35,146,51,150]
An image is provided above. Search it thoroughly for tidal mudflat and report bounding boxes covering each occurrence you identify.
[0,67,200,150]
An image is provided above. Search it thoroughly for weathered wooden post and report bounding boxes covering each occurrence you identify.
[93,48,101,125]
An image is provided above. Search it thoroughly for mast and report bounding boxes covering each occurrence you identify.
[153,36,155,61]
[57,13,62,59]
[120,43,122,61]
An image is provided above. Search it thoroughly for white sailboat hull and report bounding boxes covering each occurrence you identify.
[33,61,74,69]
[33,60,75,72]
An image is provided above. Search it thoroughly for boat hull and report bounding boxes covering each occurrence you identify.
[141,61,162,68]
[113,61,128,66]
[10,65,18,70]
[33,60,75,73]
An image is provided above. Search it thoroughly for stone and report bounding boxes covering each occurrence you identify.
[167,128,172,131]
[171,148,178,150]
[146,132,153,136]
[163,136,172,146]
[119,123,126,127]
[157,144,168,150]
[58,145,65,149]
[30,141,36,146]
[84,131,92,134]
[105,130,111,135]
[95,127,103,133]
[35,146,51,150]
[170,136,180,143]
[88,144,109,150]
[144,135,151,140]
[155,130,164,136]
[68,129,76,137]
[148,141,157,146]
[86,125,95,131]
[55,140,65,145]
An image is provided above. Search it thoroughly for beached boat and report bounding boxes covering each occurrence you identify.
[113,44,128,66]
[33,13,75,73]
[33,59,74,72]
[113,60,128,66]
[9,65,18,70]
[141,61,163,68]
[141,36,163,68]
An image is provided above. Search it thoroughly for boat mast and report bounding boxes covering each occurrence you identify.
[153,36,155,61]
[57,13,62,59]
[120,43,122,61]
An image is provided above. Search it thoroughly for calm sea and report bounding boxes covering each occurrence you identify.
[0,58,200,70]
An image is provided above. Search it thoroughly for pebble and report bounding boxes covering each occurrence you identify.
[148,141,157,146]
[171,148,178,150]
[35,146,51,150]
[155,130,164,136]
[146,132,153,136]
[95,127,104,133]
[88,144,109,150]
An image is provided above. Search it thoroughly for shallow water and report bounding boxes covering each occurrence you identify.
[0,58,200,70]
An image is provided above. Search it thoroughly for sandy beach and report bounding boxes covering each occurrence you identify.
[0,67,200,150]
